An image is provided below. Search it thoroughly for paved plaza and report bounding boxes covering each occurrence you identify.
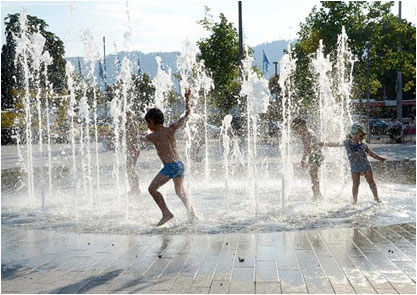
[1,223,415,294]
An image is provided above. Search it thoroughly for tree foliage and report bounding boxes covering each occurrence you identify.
[130,73,156,116]
[106,72,156,117]
[293,1,416,105]
[1,13,67,109]
[197,7,241,118]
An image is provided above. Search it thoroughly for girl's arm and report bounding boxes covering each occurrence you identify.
[320,142,342,147]
[366,146,386,162]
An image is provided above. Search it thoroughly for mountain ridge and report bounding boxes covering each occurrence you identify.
[66,39,296,88]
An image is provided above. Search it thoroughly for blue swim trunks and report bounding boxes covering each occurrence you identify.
[159,161,185,178]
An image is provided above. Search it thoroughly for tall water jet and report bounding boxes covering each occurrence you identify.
[121,1,134,219]
[311,28,355,200]
[333,27,356,194]
[119,57,133,215]
[12,11,54,206]
[220,114,233,212]
[14,11,34,205]
[278,46,297,209]
[66,62,79,218]
[109,85,122,207]
[80,29,101,202]
[177,39,199,201]
[311,40,334,200]
[40,50,53,206]
[30,30,47,208]
[152,55,173,115]
[78,86,93,202]
[240,52,270,217]
[109,56,133,211]
[334,27,355,135]
[13,10,56,208]
[196,61,214,182]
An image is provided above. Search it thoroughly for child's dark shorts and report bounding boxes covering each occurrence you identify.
[159,161,185,178]
[308,152,324,167]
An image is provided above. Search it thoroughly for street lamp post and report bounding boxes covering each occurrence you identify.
[273,61,278,76]
[396,1,403,122]
[238,1,243,64]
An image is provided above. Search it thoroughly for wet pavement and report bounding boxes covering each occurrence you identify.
[1,223,415,294]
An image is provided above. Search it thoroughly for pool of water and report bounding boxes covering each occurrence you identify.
[2,167,415,235]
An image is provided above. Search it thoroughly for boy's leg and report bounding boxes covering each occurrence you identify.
[309,165,321,200]
[173,177,196,219]
[148,173,173,226]
[364,170,380,202]
[351,173,360,204]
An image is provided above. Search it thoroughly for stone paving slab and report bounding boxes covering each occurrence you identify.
[1,223,416,294]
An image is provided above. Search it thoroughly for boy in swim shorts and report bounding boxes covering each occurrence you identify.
[140,89,197,226]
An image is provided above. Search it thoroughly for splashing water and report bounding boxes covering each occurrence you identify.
[80,29,101,201]
[240,51,271,218]
[220,114,233,212]
[152,56,173,115]
[3,12,415,236]
[278,45,297,209]
[310,27,355,201]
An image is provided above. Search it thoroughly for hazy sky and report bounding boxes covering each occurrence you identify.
[1,0,416,58]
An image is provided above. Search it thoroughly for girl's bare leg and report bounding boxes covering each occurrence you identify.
[351,173,360,204]
[148,173,173,226]
[364,170,380,202]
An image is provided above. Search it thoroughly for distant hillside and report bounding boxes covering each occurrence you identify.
[65,39,295,88]
[66,51,179,89]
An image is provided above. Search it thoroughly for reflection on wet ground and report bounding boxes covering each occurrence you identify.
[1,223,415,293]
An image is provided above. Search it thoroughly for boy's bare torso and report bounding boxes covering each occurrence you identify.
[146,126,180,164]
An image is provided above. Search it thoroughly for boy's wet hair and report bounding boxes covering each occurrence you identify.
[145,108,164,125]
[291,118,307,129]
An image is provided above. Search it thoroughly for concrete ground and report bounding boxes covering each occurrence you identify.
[1,223,415,294]
[1,143,415,293]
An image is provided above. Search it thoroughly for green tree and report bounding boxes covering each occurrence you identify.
[1,13,67,109]
[107,72,156,117]
[293,1,416,106]
[197,7,241,119]
[266,75,282,121]
[130,72,156,115]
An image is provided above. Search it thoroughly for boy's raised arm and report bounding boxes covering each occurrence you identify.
[170,88,191,131]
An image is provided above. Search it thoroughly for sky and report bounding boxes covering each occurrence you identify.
[1,0,416,58]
